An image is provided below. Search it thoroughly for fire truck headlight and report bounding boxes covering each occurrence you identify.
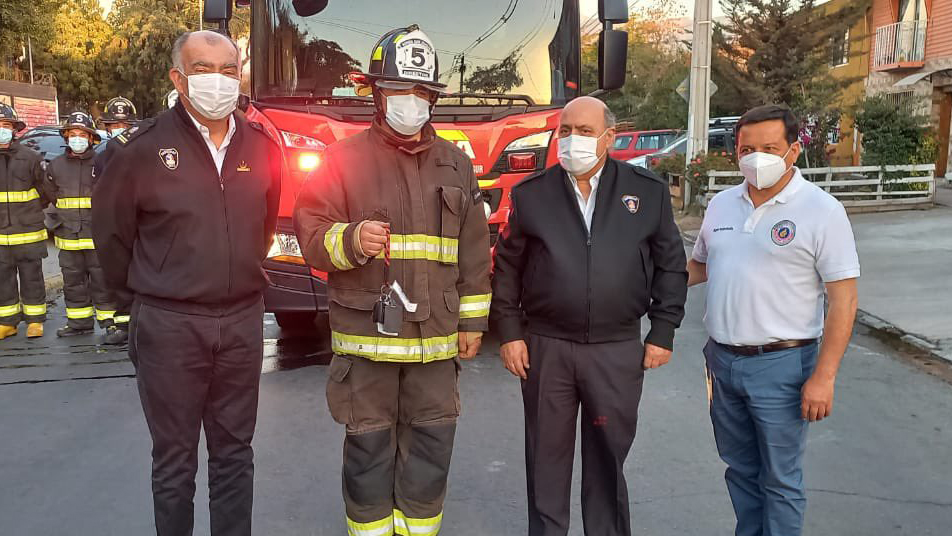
[504,130,553,151]
[483,201,492,220]
[298,152,321,172]
[268,233,305,264]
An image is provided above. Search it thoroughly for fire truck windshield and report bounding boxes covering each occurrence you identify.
[250,0,581,107]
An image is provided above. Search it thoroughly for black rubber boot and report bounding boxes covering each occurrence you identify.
[56,325,94,338]
[103,326,128,346]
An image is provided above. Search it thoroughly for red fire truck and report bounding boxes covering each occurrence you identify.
[202,0,628,329]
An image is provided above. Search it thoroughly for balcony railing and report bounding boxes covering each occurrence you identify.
[874,21,927,69]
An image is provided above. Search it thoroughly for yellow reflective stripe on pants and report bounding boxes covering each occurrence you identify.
[384,234,458,264]
[459,293,491,319]
[56,197,92,209]
[332,332,458,363]
[114,315,130,324]
[66,307,95,319]
[22,303,47,316]
[0,303,21,317]
[55,236,96,250]
[393,509,442,536]
[0,188,41,203]
[346,514,394,536]
[96,309,116,322]
[324,222,354,270]
[0,229,48,246]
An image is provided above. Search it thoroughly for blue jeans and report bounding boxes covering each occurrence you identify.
[704,339,818,536]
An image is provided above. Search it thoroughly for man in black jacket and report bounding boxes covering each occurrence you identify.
[92,31,281,536]
[490,96,688,536]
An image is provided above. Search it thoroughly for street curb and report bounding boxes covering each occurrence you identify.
[855,309,952,365]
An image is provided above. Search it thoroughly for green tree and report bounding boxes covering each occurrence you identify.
[712,0,868,165]
[465,52,524,95]
[38,0,114,113]
[0,0,58,81]
[853,96,933,167]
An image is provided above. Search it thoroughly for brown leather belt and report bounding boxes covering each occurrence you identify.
[717,339,818,357]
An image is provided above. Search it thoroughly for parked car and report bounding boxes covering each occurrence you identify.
[628,127,736,170]
[610,129,680,161]
[18,126,108,163]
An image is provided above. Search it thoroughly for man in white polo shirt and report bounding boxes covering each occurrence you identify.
[688,104,860,536]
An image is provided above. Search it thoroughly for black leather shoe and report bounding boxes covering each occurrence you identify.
[103,326,128,345]
[56,326,93,338]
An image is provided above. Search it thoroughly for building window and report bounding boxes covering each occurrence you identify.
[830,28,850,67]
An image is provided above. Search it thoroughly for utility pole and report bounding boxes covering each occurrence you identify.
[28,36,34,84]
[686,0,713,205]
[199,0,204,31]
[458,54,466,105]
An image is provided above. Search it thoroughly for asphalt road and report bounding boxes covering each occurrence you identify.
[1,289,951,535]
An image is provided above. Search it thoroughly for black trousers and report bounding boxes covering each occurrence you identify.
[130,298,265,536]
[0,242,46,325]
[59,248,116,329]
[523,333,646,536]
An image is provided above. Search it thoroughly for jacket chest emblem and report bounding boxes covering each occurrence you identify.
[622,195,640,214]
[158,148,179,170]
[237,161,251,172]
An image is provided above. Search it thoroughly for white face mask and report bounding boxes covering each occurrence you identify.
[558,131,607,176]
[385,94,431,136]
[68,136,90,154]
[179,71,239,121]
[0,127,12,145]
[739,146,795,190]
[108,127,126,138]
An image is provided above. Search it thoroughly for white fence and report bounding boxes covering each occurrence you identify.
[707,165,935,210]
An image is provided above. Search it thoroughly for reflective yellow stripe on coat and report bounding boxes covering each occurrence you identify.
[0,188,40,203]
[346,513,394,536]
[0,303,21,317]
[324,223,354,271]
[55,237,96,250]
[22,303,47,316]
[393,509,442,536]
[459,293,491,319]
[0,229,48,246]
[332,332,458,363]
[66,306,95,319]
[386,234,458,264]
[56,197,92,209]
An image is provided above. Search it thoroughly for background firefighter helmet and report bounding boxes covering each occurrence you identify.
[0,103,27,133]
[359,25,447,94]
[101,97,137,125]
[60,111,102,144]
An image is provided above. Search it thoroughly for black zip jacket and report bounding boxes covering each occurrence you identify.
[46,146,97,240]
[0,140,48,236]
[490,159,688,349]
[91,102,281,314]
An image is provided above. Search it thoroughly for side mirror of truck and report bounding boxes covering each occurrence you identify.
[597,0,629,91]
[202,0,232,24]
[293,0,330,17]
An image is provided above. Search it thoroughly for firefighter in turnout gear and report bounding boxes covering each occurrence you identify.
[293,26,491,536]
[99,97,137,139]
[0,103,49,339]
[46,111,124,343]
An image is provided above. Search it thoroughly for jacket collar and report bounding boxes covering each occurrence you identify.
[370,117,437,155]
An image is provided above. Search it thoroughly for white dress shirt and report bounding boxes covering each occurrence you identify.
[568,163,605,232]
[186,110,236,176]
[692,168,861,346]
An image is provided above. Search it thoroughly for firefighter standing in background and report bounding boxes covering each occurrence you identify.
[99,97,137,139]
[0,103,48,339]
[293,26,491,536]
[46,111,124,344]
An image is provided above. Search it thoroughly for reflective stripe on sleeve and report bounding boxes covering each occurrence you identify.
[459,293,491,319]
[332,332,458,363]
[0,229,48,246]
[346,513,394,536]
[324,222,355,270]
[386,234,458,264]
[96,309,116,322]
[0,189,41,203]
[22,303,47,316]
[56,197,92,209]
[55,237,96,250]
[393,509,443,536]
[66,306,95,319]
[0,303,21,317]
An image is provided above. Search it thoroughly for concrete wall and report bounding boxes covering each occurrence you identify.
[0,80,58,130]
[828,1,873,167]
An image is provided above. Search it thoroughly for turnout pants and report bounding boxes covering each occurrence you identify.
[523,333,646,536]
[130,298,265,536]
[0,242,47,326]
[704,339,819,536]
[59,248,117,330]
[326,354,460,536]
